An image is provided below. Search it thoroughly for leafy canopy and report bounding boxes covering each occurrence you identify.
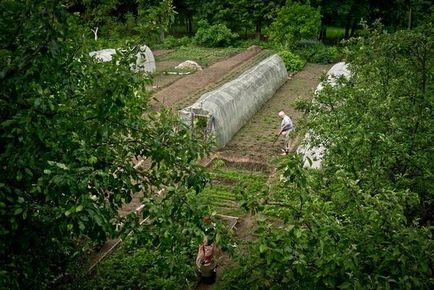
[217,25,433,289]
[267,0,321,48]
[0,0,208,287]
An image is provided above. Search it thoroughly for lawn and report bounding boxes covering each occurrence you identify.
[156,46,244,67]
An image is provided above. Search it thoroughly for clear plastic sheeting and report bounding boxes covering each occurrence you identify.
[297,62,351,169]
[180,54,288,148]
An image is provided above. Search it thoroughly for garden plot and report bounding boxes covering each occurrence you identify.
[151,46,247,91]
[196,161,269,217]
[180,54,287,148]
[151,46,264,108]
[91,57,331,276]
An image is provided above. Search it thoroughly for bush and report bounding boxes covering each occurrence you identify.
[161,36,191,49]
[267,1,321,49]
[278,51,306,72]
[297,44,340,64]
[309,45,339,64]
[194,20,238,47]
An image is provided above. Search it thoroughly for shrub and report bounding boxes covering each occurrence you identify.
[278,51,306,72]
[296,43,339,64]
[194,20,238,47]
[267,1,321,49]
[308,45,339,64]
[161,36,191,49]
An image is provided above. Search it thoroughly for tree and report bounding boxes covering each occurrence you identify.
[137,0,177,42]
[79,0,121,40]
[0,0,208,287]
[267,0,321,48]
[173,0,201,35]
[217,25,434,289]
[235,0,285,40]
[310,23,433,218]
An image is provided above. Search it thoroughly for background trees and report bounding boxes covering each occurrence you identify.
[268,1,321,48]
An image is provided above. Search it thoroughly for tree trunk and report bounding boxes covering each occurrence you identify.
[91,27,98,41]
[344,15,352,39]
[344,3,356,39]
[408,7,412,29]
[350,20,357,37]
[319,25,326,41]
[187,16,193,35]
[159,26,165,42]
[255,21,261,40]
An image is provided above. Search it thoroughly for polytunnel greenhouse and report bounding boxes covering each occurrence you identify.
[180,54,288,148]
[297,62,351,168]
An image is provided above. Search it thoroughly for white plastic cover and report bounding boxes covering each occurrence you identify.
[297,62,351,168]
[133,45,156,74]
[180,54,288,148]
[89,45,156,74]
[88,49,116,62]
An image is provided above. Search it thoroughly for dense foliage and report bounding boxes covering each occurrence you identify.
[267,1,321,48]
[194,20,238,47]
[0,1,208,288]
[137,0,176,41]
[82,185,217,289]
[217,26,433,289]
[302,44,340,64]
[277,51,306,73]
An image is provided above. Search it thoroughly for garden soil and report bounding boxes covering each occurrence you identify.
[152,45,262,108]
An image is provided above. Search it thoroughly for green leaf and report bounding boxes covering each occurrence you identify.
[338,282,351,289]
[76,205,83,212]
[14,208,23,215]
[259,244,268,253]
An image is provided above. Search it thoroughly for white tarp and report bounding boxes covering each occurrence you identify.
[297,62,351,169]
[89,49,116,62]
[180,54,288,148]
[133,45,156,74]
[89,45,156,74]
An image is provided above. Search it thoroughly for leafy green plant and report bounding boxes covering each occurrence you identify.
[267,1,321,49]
[217,25,434,290]
[217,155,433,289]
[0,2,210,288]
[278,51,306,72]
[194,20,239,47]
[298,44,340,64]
[160,35,191,49]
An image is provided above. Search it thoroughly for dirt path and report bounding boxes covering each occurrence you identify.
[152,46,262,109]
[218,63,333,164]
